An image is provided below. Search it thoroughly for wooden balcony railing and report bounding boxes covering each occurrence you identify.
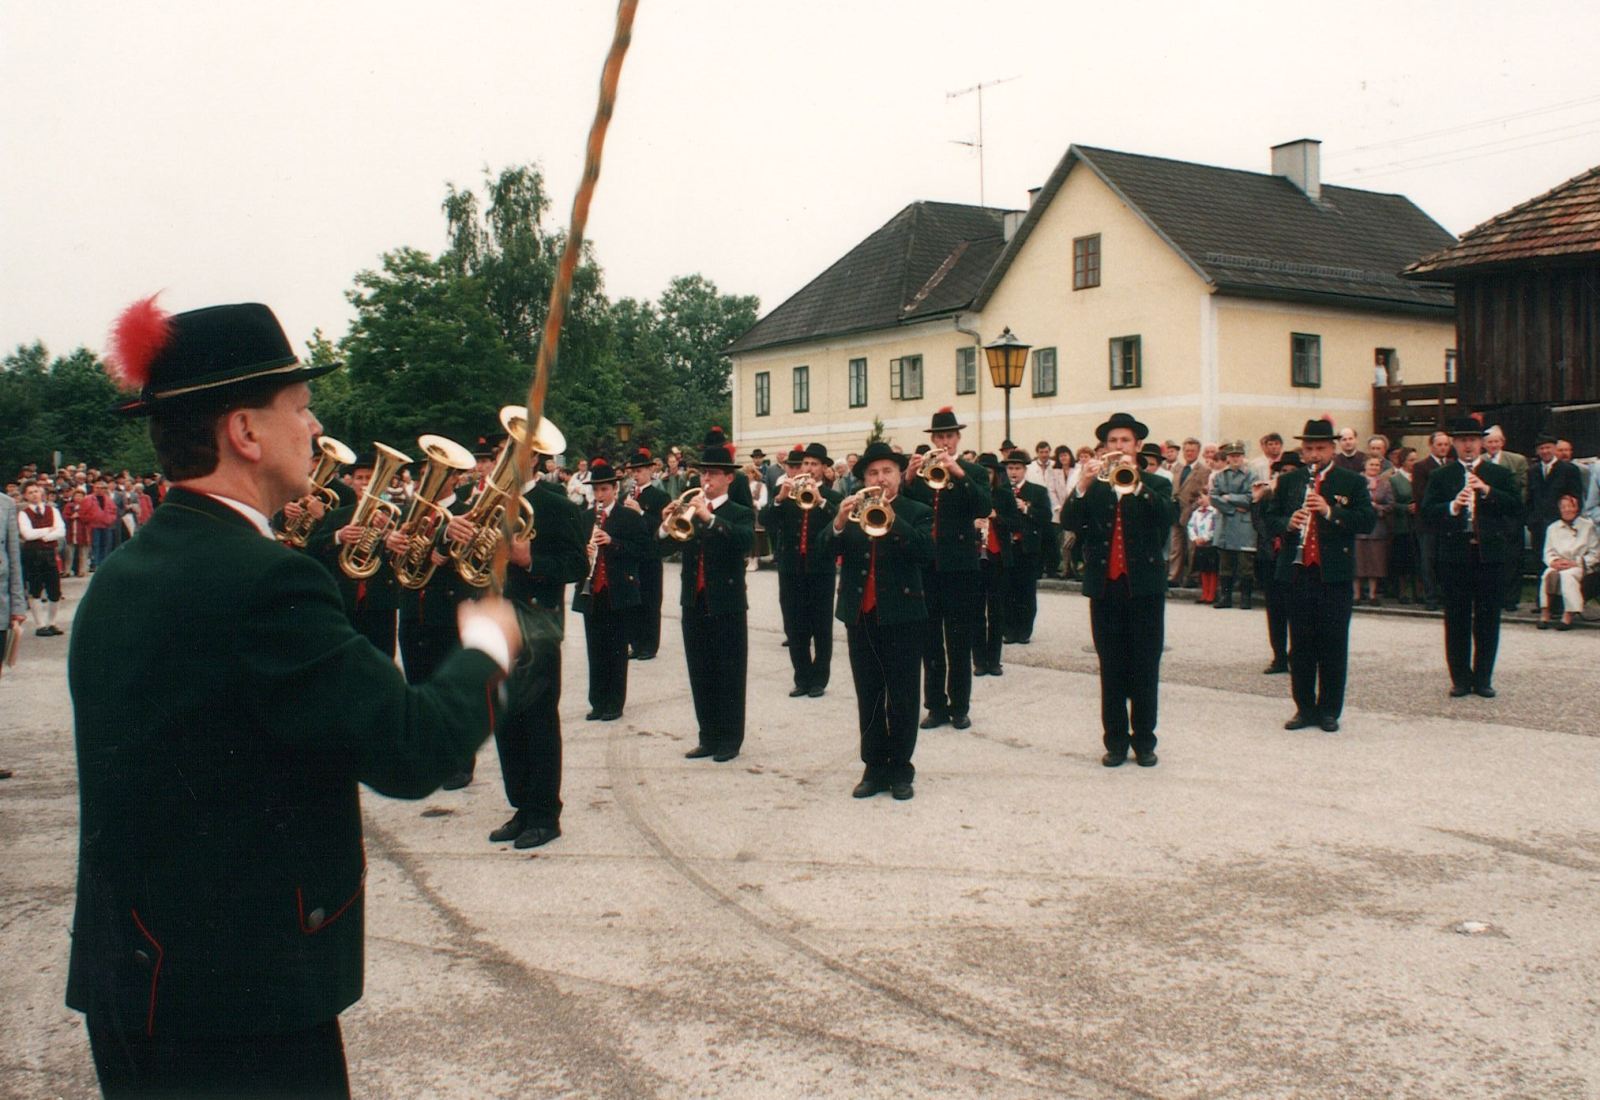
[1374,382,1460,438]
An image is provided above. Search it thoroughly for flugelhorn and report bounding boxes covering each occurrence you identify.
[849,486,894,538]
[451,405,566,589]
[393,434,475,590]
[661,488,703,541]
[921,448,953,490]
[791,474,821,510]
[1096,453,1142,496]
[338,442,411,579]
[278,435,355,548]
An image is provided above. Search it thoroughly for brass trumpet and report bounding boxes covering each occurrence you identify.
[849,486,895,538]
[1096,454,1142,497]
[393,434,476,590]
[451,405,566,589]
[791,474,821,510]
[661,488,704,541]
[921,448,953,490]
[338,442,411,579]
[278,435,355,548]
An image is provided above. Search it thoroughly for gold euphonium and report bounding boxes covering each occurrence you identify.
[393,434,476,590]
[451,405,567,588]
[278,435,355,548]
[661,488,704,541]
[338,442,412,579]
[851,486,894,538]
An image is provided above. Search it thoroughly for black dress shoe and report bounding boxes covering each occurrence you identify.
[513,825,560,849]
[1134,751,1158,767]
[1283,712,1318,730]
[1449,684,1472,698]
[34,627,50,637]
[1537,620,1551,630]
[989,665,1004,676]
[634,651,655,661]
[441,770,473,790]
[600,710,623,721]
[1263,661,1289,674]
[1014,637,1031,645]
[585,709,603,720]
[1319,716,1340,732]
[1556,621,1574,632]
[1473,685,1496,698]
[488,813,526,843]
[789,686,809,697]
[972,665,990,677]
[890,781,914,800]
[1101,751,1128,767]
[712,750,739,763]
[951,714,972,730]
[684,745,715,759]
[807,686,826,698]
[852,775,887,798]
[919,712,949,730]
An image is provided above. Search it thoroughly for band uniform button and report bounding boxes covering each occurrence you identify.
[133,949,152,968]
[306,907,326,931]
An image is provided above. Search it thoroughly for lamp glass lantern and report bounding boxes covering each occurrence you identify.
[615,418,634,444]
[983,327,1031,445]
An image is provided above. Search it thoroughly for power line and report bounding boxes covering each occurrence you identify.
[1323,92,1600,161]
[1339,115,1600,175]
[1329,128,1600,184]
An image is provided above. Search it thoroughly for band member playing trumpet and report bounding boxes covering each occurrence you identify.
[1421,417,1519,698]
[1002,449,1053,644]
[574,458,650,721]
[1063,412,1177,767]
[447,427,586,849]
[311,450,401,659]
[760,442,841,698]
[903,407,992,730]
[665,438,754,762]
[821,441,934,799]
[971,453,1016,677]
[1265,419,1376,732]
[621,448,669,660]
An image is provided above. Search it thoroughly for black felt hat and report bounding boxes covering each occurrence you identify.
[1273,450,1305,472]
[622,447,656,469]
[587,457,620,485]
[1444,416,1486,438]
[106,298,337,417]
[1294,418,1338,442]
[803,442,831,465]
[1094,412,1149,443]
[1535,432,1558,446]
[783,443,807,465]
[692,444,741,471]
[1138,442,1166,465]
[1003,449,1030,466]
[924,406,966,433]
[976,452,1001,471]
[853,441,908,481]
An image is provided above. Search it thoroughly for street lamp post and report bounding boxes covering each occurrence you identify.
[983,327,1031,450]
[615,418,634,448]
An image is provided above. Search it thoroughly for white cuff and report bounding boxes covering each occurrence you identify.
[458,615,513,675]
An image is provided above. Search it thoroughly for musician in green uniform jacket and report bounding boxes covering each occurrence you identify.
[818,441,934,799]
[308,450,402,658]
[67,299,526,1097]
[621,447,670,660]
[573,457,651,720]
[759,442,842,698]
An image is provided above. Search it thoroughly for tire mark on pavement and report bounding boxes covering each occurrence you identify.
[605,727,1160,1100]
[1431,828,1600,873]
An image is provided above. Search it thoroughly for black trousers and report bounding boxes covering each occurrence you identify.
[1087,584,1164,755]
[923,569,978,717]
[583,594,630,713]
[399,617,458,685]
[1003,553,1039,640]
[973,557,1005,670]
[87,1013,349,1099]
[495,643,563,828]
[628,557,663,657]
[1264,577,1291,666]
[847,615,920,782]
[779,570,834,691]
[1440,550,1502,690]
[24,551,61,602]
[1287,567,1353,719]
[351,607,396,659]
[681,599,747,753]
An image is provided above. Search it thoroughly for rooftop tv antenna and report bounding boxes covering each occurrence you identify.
[947,75,1019,207]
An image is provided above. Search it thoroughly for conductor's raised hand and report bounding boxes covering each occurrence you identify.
[457,597,523,663]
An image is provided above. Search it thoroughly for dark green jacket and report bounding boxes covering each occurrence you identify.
[629,482,671,535]
[901,458,993,573]
[759,486,841,575]
[1062,474,1177,598]
[397,489,467,627]
[503,481,587,611]
[821,494,933,626]
[672,498,754,615]
[1421,458,1521,564]
[572,500,651,613]
[1002,479,1053,566]
[1265,464,1377,583]
[66,488,510,1037]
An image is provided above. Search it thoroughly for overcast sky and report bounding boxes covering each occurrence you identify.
[3,0,1598,360]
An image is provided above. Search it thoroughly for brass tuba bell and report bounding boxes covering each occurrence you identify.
[278,435,355,548]
[393,434,476,590]
[450,405,566,589]
[338,442,412,579]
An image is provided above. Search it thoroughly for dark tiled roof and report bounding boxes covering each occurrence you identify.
[725,202,1011,355]
[973,145,1457,315]
[1403,164,1600,278]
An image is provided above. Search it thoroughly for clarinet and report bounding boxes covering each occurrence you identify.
[1463,457,1481,544]
[1290,463,1323,565]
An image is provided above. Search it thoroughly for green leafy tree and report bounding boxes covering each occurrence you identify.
[1,342,152,474]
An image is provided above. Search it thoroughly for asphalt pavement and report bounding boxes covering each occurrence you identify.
[3,569,1597,1099]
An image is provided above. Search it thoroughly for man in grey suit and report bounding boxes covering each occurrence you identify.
[1,491,28,777]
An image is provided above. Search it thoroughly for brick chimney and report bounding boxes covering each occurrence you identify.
[1271,138,1322,202]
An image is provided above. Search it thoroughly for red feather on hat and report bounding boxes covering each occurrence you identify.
[106,295,172,392]
[937,405,954,414]
[639,446,651,458]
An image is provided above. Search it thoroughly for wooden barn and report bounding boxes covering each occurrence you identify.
[1403,164,1600,454]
